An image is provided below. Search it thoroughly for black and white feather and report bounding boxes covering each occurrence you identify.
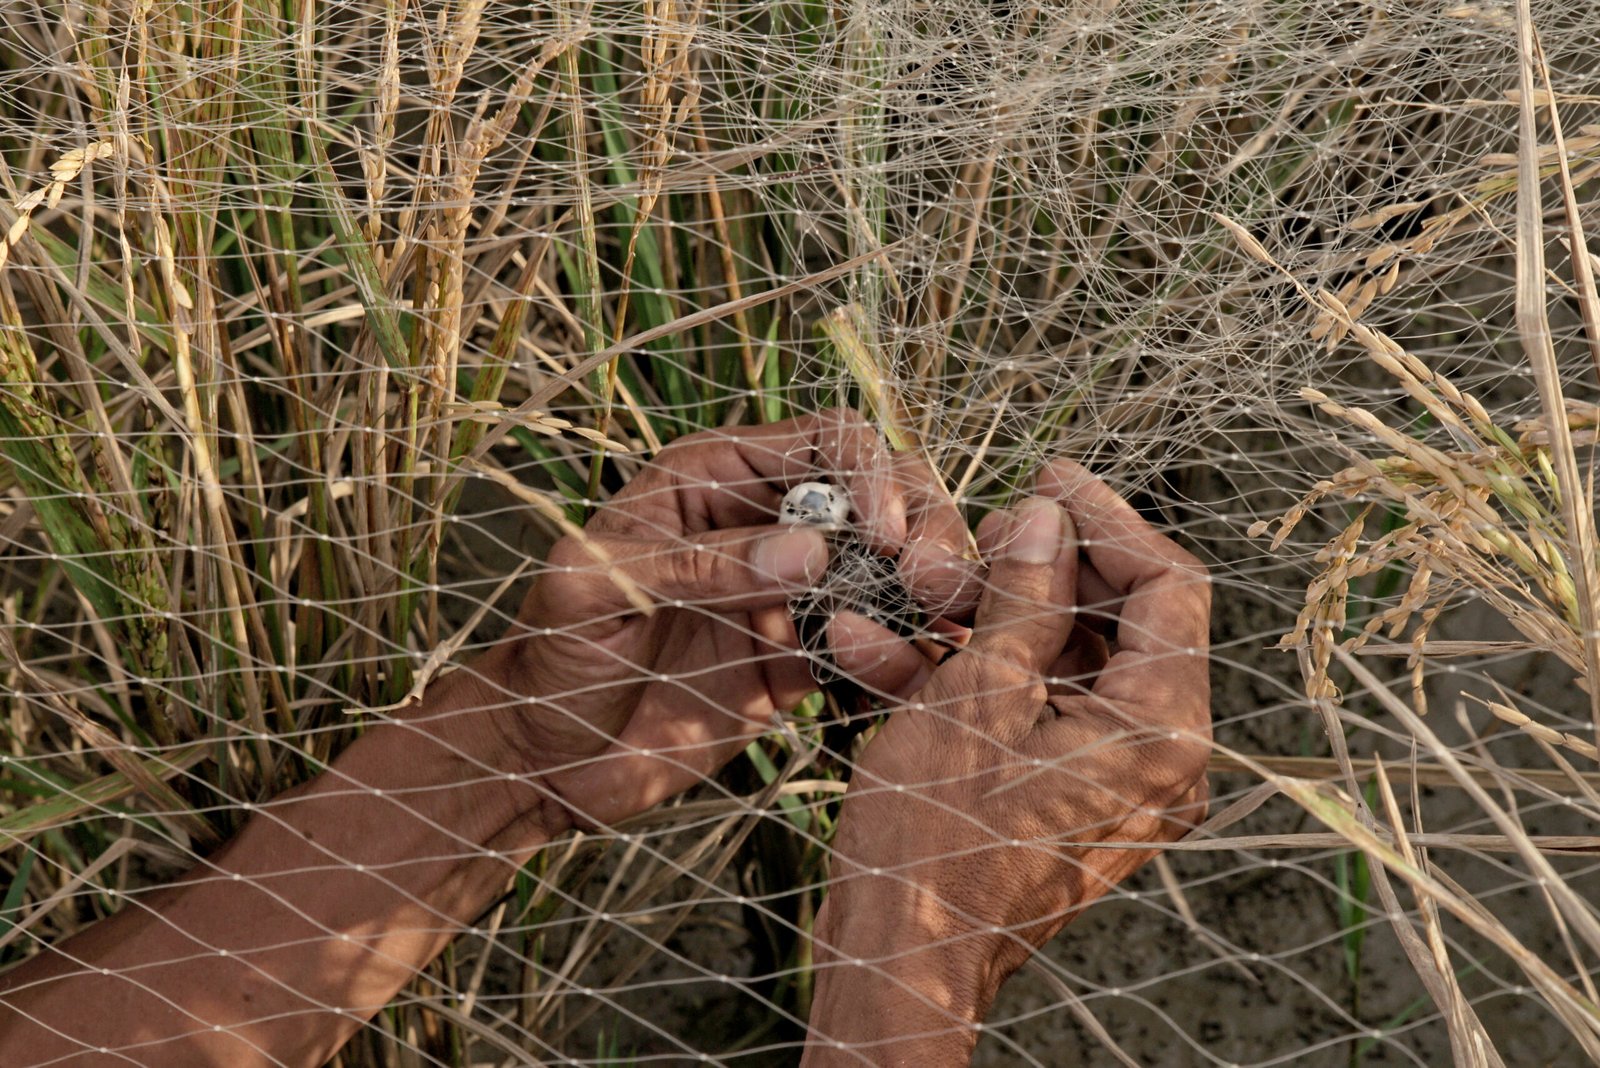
[779,481,852,527]
[779,481,922,690]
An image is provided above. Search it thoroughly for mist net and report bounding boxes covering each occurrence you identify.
[0,0,1597,1062]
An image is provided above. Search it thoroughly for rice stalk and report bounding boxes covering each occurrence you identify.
[1511,0,1600,740]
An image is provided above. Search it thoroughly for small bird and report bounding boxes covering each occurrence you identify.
[778,481,922,701]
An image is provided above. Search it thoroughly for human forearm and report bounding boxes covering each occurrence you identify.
[0,647,560,1067]
[802,883,1002,1068]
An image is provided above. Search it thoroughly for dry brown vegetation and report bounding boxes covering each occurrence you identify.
[0,0,1597,1062]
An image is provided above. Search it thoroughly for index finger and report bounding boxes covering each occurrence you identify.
[893,453,983,615]
[1034,460,1210,723]
[594,410,908,552]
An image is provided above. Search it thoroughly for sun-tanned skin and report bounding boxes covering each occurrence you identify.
[0,410,1210,1068]
[803,469,1211,1066]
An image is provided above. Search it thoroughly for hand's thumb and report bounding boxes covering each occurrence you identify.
[968,497,1078,673]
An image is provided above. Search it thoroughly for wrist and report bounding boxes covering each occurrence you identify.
[337,646,573,851]
[803,885,1003,1068]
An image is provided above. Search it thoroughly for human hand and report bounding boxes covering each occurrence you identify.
[483,410,980,829]
[1,410,992,1068]
[803,461,1211,1065]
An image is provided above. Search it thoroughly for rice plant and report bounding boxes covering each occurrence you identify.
[0,0,1596,1062]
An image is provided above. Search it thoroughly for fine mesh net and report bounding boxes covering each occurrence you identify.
[0,0,1598,1063]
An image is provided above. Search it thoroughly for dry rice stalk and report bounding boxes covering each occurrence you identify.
[1254,350,1595,723]
[0,140,116,272]
[1368,758,1503,1066]
[1512,1,1600,740]
[1276,763,1600,1060]
[362,0,403,254]
[598,0,705,440]
[1477,697,1599,762]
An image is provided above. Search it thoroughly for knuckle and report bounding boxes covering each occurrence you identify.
[543,538,609,605]
[546,531,667,606]
[928,652,1010,708]
[816,408,876,461]
[544,533,593,573]
[1158,549,1212,620]
[653,421,757,472]
[1138,731,1211,800]
[1166,547,1210,595]
[657,538,721,595]
[964,641,1046,698]
[1167,543,1207,579]
[1040,457,1083,485]
[979,583,1061,640]
[891,454,936,499]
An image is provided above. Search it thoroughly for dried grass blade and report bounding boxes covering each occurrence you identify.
[1137,832,1600,855]
[1532,37,1600,379]
[1275,772,1600,1056]
[1513,0,1600,738]
[0,630,216,847]
[1206,751,1600,794]
[0,743,211,848]
[1370,758,1503,1067]
[301,135,410,370]
[819,303,915,451]
[0,838,136,955]
[1023,959,1143,1068]
[350,557,535,717]
[1151,854,1258,983]
[457,243,903,471]
[1333,646,1600,962]
[467,460,651,614]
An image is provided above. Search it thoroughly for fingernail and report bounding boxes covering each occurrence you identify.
[1005,497,1064,565]
[887,493,908,539]
[872,489,907,546]
[754,529,828,588]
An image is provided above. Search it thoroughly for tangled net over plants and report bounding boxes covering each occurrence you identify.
[0,0,1598,1062]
